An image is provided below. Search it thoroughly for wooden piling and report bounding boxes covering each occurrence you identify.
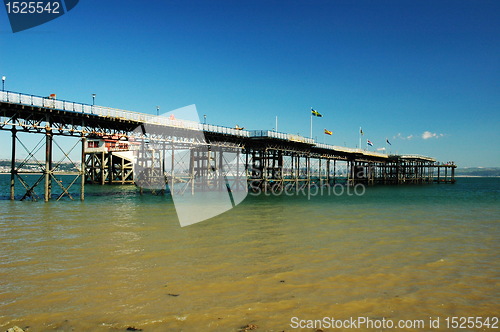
[10,128,16,201]
[44,129,52,202]
[81,136,85,201]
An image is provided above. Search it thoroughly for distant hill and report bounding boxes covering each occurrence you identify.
[0,160,80,173]
[455,167,500,177]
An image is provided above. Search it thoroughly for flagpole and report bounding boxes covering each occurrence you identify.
[359,127,361,150]
[310,111,313,139]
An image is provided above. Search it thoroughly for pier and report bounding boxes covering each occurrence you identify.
[0,91,456,201]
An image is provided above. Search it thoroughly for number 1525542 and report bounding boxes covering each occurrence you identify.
[5,2,61,14]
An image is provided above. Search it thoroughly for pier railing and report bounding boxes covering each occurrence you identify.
[396,154,437,162]
[0,90,331,147]
[0,90,251,137]
[249,130,314,144]
[0,90,428,161]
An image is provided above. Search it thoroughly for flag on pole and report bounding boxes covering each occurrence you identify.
[360,128,364,135]
[324,129,332,135]
[386,138,391,145]
[311,108,323,117]
[367,140,374,146]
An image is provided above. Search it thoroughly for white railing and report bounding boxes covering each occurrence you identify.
[0,90,252,137]
[398,154,436,162]
[250,130,285,139]
[311,143,388,158]
[361,150,389,158]
[0,90,435,161]
[314,143,358,152]
[288,134,314,144]
[249,130,315,144]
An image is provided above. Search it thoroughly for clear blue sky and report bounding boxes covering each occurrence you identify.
[1,0,499,167]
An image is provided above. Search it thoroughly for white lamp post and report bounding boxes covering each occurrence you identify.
[91,94,96,114]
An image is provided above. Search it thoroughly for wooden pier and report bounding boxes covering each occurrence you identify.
[0,91,456,201]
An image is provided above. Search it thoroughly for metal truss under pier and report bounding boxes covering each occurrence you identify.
[1,91,456,201]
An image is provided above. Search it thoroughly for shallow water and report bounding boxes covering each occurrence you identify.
[0,176,498,331]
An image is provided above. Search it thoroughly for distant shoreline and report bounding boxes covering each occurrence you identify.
[0,172,80,175]
[1,172,499,178]
[454,175,500,178]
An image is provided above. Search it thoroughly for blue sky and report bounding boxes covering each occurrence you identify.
[0,0,499,167]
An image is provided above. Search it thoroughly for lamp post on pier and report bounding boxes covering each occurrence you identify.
[2,76,5,92]
[156,106,160,116]
[91,94,96,114]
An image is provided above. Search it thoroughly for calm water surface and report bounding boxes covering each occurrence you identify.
[0,176,498,331]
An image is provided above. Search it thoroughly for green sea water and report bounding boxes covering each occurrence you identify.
[0,176,498,331]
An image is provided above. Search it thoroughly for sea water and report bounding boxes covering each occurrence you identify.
[0,176,498,331]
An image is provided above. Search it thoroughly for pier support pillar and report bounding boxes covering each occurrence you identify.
[10,128,16,200]
[244,149,249,190]
[236,149,241,191]
[108,151,113,185]
[333,159,336,185]
[44,130,53,202]
[191,148,196,195]
[294,154,298,191]
[326,159,330,186]
[263,149,268,194]
[101,152,106,185]
[81,136,86,201]
[306,155,310,191]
